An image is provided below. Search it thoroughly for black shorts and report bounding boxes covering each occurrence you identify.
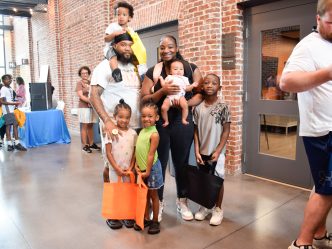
[303,132,332,195]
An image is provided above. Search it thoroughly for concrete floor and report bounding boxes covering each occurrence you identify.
[0,135,331,249]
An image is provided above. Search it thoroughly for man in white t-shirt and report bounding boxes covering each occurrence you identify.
[0,74,27,151]
[90,32,141,134]
[90,32,141,230]
[280,1,332,248]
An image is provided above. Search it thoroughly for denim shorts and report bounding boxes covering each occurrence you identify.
[303,132,332,195]
[143,159,164,190]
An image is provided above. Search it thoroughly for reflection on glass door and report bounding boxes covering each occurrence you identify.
[261,26,300,101]
[259,114,298,160]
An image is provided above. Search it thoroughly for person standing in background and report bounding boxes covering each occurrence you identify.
[15,77,26,107]
[0,80,6,148]
[0,74,27,151]
[280,0,332,248]
[76,66,101,153]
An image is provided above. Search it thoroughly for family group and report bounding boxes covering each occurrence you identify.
[78,0,332,248]
[73,1,232,236]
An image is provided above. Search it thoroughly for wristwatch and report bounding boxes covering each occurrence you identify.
[112,129,119,135]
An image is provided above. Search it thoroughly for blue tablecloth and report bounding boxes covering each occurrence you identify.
[19,109,71,148]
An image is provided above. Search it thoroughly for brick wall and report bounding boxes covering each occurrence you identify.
[27,0,245,174]
[31,0,109,129]
[221,0,244,174]
[12,17,31,93]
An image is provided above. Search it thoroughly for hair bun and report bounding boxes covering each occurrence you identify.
[119,99,125,104]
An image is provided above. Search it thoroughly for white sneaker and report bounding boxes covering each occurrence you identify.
[210,207,223,226]
[195,206,209,221]
[158,200,164,222]
[176,198,193,221]
[149,200,164,222]
[313,232,332,249]
[288,240,316,249]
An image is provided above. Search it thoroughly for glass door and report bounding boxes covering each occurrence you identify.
[244,0,317,188]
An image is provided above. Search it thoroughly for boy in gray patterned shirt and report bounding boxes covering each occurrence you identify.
[193,73,231,226]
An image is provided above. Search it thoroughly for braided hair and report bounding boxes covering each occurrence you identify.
[141,100,158,114]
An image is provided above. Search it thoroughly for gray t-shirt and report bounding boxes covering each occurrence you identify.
[193,98,231,156]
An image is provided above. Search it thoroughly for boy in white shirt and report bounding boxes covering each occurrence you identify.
[0,74,27,151]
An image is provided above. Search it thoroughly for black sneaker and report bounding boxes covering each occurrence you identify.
[14,143,27,151]
[106,219,123,230]
[134,219,152,231]
[123,219,135,228]
[112,68,123,82]
[89,143,101,151]
[7,145,14,152]
[82,145,92,153]
[148,221,160,235]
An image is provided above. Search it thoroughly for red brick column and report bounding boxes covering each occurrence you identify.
[221,0,244,174]
[27,18,35,83]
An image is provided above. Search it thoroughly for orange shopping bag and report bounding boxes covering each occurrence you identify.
[102,172,148,230]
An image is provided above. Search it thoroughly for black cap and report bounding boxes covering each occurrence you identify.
[114,32,133,44]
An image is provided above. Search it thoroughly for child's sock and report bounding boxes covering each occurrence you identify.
[15,140,20,145]
[7,140,12,146]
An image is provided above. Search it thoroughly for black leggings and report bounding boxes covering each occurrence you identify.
[0,125,5,140]
[157,115,194,200]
